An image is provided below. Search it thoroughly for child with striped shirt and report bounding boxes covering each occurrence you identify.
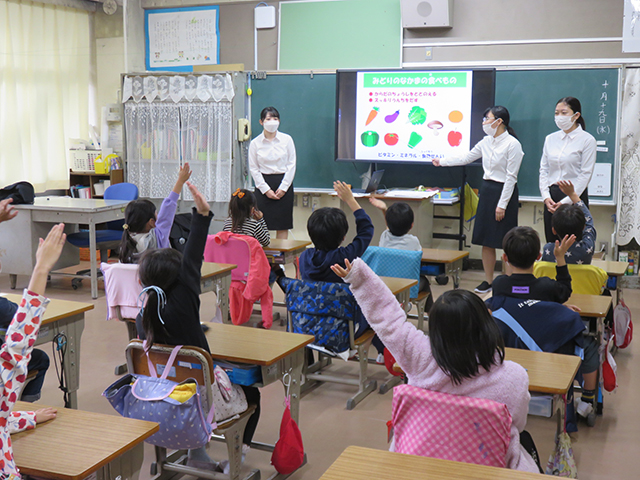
[222,188,271,247]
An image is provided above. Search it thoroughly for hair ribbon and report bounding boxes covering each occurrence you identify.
[138,286,167,325]
[232,188,245,198]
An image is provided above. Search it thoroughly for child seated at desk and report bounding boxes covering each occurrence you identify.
[1,224,65,477]
[331,259,541,473]
[491,225,599,420]
[369,197,433,307]
[299,180,384,356]
[222,188,270,247]
[541,180,596,265]
[136,182,259,472]
[119,163,192,263]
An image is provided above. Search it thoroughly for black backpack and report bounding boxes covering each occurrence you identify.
[0,181,35,204]
[169,213,192,253]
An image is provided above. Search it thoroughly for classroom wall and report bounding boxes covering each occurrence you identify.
[102,0,622,260]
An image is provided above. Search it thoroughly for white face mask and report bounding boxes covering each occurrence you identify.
[263,119,279,133]
[483,120,499,137]
[555,114,576,131]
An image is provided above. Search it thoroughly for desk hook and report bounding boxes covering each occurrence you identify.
[282,369,292,402]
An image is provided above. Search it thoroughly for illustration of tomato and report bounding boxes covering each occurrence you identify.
[448,131,462,147]
[384,133,399,146]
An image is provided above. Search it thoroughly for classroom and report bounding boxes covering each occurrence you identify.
[1,0,640,479]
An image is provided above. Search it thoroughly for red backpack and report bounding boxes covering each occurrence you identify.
[613,300,633,349]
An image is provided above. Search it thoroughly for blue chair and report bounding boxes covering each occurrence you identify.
[66,182,138,288]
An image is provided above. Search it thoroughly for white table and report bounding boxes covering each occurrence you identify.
[0,197,128,298]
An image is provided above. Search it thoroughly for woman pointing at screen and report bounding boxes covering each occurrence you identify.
[249,106,297,239]
[539,97,596,243]
[433,106,523,294]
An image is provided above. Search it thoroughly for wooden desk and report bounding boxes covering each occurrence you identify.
[0,197,129,298]
[12,401,158,480]
[321,446,543,480]
[567,293,612,318]
[1,294,93,409]
[264,239,311,277]
[592,259,628,304]
[204,323,313,424]
[200,262,236,323]
[422,248,469,289]
[381,276,417,306]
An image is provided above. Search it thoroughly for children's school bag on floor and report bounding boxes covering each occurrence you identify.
[613,300,633,349]
[102,345,215,449]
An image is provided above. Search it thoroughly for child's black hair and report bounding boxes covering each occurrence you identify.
[552,204,585,242]
[307,207,348,251]
[502,226,541,269]
[484,105,517,139]
[138,248,182,351]
[386,202,414,237]
[428,289,505,385]
[229,189,258,233]
[556,96,586,130]
[119,199,157,264]
[260,106,280,121]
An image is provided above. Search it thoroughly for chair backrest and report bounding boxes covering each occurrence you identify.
[205,234,251,283]
[533,261,608,295]
[487,295,586,355]
[101,262,143,321]
[361,246,422,299]
[392,384,512,468]
[104,182,139,201]
[104,182,139,230]
[280,277,357,354]
[125,339,215,412]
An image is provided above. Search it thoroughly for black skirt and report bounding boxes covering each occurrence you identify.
[472,179,519,249]
[254,173,294,231]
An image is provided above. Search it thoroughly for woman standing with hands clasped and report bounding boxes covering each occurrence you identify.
[433,106,524,294]
[249,107,297,239]
[539,97,597,243]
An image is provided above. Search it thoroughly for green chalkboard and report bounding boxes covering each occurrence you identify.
[495,68,619,202]
[251,69,620,200]
[279,0,401,70]
[250,73,475,191]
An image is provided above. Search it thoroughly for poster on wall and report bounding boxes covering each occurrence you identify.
[145,6,220,72]
[354,71,473,163]
[623,0,640,52]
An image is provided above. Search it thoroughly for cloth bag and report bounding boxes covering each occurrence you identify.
[210,365,248,422]
[102,345,215,450]
[271,396,304,474]
[545,403,578,478]
[0,181,34,204]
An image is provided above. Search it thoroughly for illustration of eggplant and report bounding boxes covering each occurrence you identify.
[385,110,400,123]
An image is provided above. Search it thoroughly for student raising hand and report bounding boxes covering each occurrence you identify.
[330,259,353,278]
[0,198,17,224]
[172,162,192,194]
[334,180,360,212]
[29,223,67,295]
[554,234,576,267]
[186,182,210,216]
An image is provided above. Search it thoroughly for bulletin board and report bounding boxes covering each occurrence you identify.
[145,6,220,72]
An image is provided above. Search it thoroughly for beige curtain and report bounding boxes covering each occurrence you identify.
[0,0,90,191]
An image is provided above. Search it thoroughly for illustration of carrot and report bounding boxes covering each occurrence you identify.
[365,107,379,126]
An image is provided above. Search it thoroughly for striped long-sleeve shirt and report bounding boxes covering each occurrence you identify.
[222,217,271,247]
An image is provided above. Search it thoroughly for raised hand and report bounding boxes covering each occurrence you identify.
[186,182,210,216]
[330,258,353,279]
[0,198,17,224]
[369,196,387,212]
[173,162,192,193]
[554,234,577,267]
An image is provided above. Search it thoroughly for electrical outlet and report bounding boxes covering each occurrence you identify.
[302,194,310,208]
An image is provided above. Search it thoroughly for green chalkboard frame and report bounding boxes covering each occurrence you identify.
[250,68,620,204]
[278,0,402,70]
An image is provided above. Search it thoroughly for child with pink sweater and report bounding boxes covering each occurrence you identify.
[331,258,540,474]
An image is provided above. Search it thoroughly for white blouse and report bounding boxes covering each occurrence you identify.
[440,131,524,210]
[248,131,297,194]
[539,125,597,205]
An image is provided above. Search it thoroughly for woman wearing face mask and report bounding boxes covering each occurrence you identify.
[433,106,523,294]
[539,97,597,243]
[248,106,297,239]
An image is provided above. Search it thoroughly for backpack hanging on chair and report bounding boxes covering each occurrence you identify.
[613,300,633,349]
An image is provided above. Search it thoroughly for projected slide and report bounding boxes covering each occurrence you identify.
[355,71,473,163]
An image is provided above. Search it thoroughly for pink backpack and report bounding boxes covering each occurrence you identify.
[391,384,512,468]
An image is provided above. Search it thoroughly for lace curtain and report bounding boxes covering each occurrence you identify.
[124,74,234,201]
[618,67,640,245]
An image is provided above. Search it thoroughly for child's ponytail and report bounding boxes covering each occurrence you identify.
[118,199,157,264]
[229,188,258,233]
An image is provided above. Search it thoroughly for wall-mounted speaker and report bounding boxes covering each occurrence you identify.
[401,0,453,28]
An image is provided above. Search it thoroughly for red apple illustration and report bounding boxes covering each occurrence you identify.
[448,130,462,147]
[384,133,399,146]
